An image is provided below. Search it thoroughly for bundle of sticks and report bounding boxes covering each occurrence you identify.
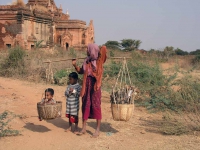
[110,86,138,104]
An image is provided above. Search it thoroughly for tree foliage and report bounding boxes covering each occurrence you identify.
[190,49,200,55]
[104,39,142,51]
[175,48,188,56]
[121,39,142,51]
[104,41,121,50]
[163,46,175,60]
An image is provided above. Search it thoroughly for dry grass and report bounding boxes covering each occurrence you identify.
[160,110,200,135]
[140,111,200,136]
[24,47,85,83]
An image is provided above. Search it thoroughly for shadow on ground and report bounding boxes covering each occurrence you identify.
[87,122,118,135]
[23,123,51,133]
[46,118,68,130]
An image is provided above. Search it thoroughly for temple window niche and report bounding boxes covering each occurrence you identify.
[82,39,85,44]
[6,44,11,48]
[82,33,86,44]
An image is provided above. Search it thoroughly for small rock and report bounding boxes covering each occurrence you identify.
[140,130,146,134]
[13,97,19,100]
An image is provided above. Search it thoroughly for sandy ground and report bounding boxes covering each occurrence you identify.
[0,77,200,150]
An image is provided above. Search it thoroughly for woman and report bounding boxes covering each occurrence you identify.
[72,44,107,137]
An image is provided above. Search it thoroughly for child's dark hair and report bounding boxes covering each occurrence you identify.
[69,72,78,80]
[45,88,54,96]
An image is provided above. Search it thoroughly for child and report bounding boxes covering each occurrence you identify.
[39,88,56,121]
[65,72,81,133]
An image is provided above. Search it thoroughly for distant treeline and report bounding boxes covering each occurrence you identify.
[103,39,200,56]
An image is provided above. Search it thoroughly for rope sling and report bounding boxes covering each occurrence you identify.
[111,57,137,105]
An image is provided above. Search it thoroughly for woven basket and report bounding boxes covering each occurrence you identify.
[111,104,134,121]
[37,101,62,120]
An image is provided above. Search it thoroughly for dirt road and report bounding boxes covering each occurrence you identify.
[0,77,199,150]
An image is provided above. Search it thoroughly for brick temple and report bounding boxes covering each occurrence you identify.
[0,0,95,50]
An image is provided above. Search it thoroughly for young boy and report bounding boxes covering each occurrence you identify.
[65,72,81,133]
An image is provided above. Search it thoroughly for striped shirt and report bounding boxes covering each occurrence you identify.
[65,83,81,116]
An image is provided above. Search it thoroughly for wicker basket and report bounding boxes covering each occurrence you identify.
[111,104,134,121]
[37,101,62,120]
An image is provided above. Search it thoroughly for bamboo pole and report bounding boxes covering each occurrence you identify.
[43,57,132,63]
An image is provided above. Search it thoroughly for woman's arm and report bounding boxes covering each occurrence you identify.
[72,59,84,74]
[75,66,84,74]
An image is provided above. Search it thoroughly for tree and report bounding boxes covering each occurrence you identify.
[135,40,142,49]
[104,41,121,50]
[174,48,188,56]
[121,39,142,51]
[190,49,200,55]
[163,46,175,60]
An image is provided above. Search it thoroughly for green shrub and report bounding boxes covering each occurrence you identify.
[0,46,26,77]
[128,61,177,110]
[69,47,77,58]
[54,69,83,86]
[104,61,121,78]
[54,69,69,85]
[173,76,200,111]
[192,55,200,65]
[103,55,200,112]
[0,111,20,137]
[131,62,200,112]
[110,50,115,57]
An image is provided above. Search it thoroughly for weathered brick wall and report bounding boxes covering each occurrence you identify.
[0,21,22,49]
[22,19,51,50]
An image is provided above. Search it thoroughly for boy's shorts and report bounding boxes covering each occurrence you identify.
[66,114,78,123]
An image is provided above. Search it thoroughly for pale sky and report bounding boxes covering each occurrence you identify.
[0,0,200,51]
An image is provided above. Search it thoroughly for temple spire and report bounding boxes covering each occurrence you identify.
[66,9,69,15]
[51,5,55,12]
[48,0,51,6]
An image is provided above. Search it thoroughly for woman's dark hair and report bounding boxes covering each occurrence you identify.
[45,88,54,96]
[69,72,78,80]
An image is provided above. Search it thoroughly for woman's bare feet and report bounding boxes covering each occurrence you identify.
[91,130,100,138]
[91,120,101,138]
[77,120,87,135]
[77,129,86,135]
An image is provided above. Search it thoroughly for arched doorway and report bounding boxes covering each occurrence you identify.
[66,43,69,50]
